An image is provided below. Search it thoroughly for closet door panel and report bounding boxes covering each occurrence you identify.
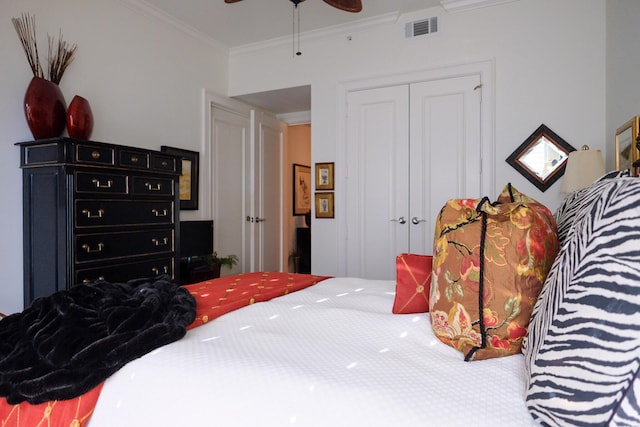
[346,86,409,279]
[408,75,482,255]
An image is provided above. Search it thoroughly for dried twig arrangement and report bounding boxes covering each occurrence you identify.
[12,13,43,78]
[48,30,77,85]
[11,13,77,85]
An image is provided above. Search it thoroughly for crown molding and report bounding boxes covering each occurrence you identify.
[439,0,520,13]
[277,111,311,125]
[119,0,228,53]
[230,12,399,57]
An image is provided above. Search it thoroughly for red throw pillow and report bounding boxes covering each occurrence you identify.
[393,253,433,314]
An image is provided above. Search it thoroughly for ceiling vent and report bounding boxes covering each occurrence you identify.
[405,17,438,39]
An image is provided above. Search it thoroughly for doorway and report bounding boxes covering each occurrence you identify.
[204,87,312,275]
[286,124,312,273]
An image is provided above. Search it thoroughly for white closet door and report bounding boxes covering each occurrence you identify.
[345,75,482,280]
[345,85,410,279]
[210,107,250,274]
[408,74,482,255]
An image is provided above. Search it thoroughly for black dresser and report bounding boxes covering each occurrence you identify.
[17,138,182,307]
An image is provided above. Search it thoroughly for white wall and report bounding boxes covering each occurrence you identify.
[228,0,607,278]
[1,0,631,313]
[0,0,228,314]
[607,0,640,170]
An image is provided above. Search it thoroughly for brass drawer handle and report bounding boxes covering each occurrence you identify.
[152,266,169,275]
[151,208,168,217]
[81,209,105,219]
[161,161,168,167]
[152,237,169,246]
[91,178,113,189]
[81,243,104,253]
[82,275,105,284]
[91,151,101,159]
[130,156,139,164]
[145,182,162,191]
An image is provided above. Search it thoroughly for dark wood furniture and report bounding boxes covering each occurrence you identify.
[17,137,181,307]
[296,227,311,274]
[180,259,220,285]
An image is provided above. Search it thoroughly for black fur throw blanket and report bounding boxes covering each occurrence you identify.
[0,276,196,404]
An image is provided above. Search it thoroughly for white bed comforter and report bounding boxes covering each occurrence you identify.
[89,277,538,427]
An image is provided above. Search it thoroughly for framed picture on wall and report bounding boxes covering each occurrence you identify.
[315,192,334,218]
[315,162,334,190]
[161,146,199,210]
[293,164,312,215]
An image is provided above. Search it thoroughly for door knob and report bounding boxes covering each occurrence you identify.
[411,217,426,225]
[390,217,407,224]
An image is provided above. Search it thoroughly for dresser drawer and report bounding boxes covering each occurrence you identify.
[131,176,174,196]
[150,153,177,173]
[76,200,174,227]
[76,229,173,263]
[76,171,128,194]
[75,257,174,285]
[119,149,149,169]
[76,144,115,165]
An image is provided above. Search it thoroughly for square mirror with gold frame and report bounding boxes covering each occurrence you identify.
[615,115,639,172]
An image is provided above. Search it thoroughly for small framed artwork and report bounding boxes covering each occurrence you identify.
[293,164,312,215]
[315,192,334,218]
[315,162,334,190]
[161,146,199,210]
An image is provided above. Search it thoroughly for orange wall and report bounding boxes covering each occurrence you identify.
[284,124,311,272]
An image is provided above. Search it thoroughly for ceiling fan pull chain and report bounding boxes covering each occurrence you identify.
[291,0,302,56]
[297,3,301,56]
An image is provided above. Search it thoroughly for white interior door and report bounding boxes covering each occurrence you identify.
[408,74,482,255]
[253,111,283,272]
[210,106,250,274]
[345,75,482,279]
[345,85,410,279]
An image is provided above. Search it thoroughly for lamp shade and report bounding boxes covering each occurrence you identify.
[560,146,605,193]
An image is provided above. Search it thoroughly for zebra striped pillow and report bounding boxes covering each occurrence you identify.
[554,169,630,246]
[523,176,640,426]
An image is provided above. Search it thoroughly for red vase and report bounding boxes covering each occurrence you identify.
[67,95,94,140]
[23,76,67,140]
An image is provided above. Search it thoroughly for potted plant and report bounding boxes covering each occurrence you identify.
[203,252,239,278]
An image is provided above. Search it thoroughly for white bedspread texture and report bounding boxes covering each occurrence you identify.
[89,277,538,427]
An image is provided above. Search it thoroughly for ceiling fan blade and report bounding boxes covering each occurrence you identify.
[323,0,362,13]
[224,0,242,3]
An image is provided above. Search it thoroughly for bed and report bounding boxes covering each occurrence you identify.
[1,171,640,427]
[90,275,537,427]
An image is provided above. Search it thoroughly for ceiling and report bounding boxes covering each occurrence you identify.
[138,0,445,116]
[142,0,443,49]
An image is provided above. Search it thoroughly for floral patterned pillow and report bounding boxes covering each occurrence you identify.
[429,190,558,361]
[497,182,541,204]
